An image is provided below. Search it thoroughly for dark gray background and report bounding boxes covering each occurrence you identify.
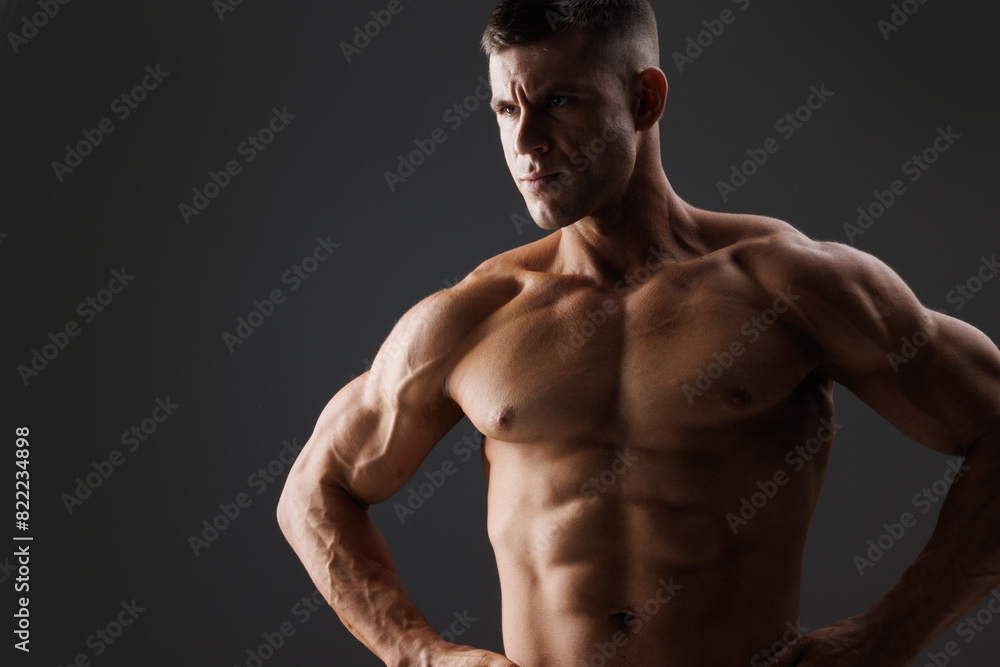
[3,0,999,665]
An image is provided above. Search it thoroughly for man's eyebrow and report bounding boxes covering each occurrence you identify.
[490,85,583,111]
[490,97,514,111]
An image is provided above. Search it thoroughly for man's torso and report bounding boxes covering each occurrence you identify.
[445,210,837,666]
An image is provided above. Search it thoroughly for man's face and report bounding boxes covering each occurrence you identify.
[489,29,639,230]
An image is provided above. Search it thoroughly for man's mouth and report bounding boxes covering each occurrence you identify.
[521,172,562,193]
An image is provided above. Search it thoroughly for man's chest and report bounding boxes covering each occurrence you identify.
[447,265,820,447]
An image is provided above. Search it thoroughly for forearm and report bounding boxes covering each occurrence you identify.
[862,435,1000,658]
[277,478,446,667]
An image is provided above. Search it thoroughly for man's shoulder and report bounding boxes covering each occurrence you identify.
[365,267,524,406]
[725,218,895,295]
[388,250,531,357]
[721,215,926,350]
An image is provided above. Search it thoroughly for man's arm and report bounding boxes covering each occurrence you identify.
[276,275,521,667]
[747,234,1000,665]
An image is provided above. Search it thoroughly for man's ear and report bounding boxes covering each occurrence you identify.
[632,67,667,131]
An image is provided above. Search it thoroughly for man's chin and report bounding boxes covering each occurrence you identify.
[526,203,580,231]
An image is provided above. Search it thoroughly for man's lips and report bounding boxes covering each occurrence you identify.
[521,172,562,193]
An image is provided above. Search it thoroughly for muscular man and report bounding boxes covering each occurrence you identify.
[277,1,1000,665]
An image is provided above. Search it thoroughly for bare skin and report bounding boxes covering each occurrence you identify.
[277,26,1000,667]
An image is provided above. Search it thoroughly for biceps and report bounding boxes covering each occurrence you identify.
[299,371,465,506]
[845,311,1000,455]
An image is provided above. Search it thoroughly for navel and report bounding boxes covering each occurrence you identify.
[610,611,636,628]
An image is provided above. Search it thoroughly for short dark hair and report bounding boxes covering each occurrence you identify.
[480,0,658,62]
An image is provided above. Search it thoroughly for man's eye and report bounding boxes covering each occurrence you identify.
[548,96,570,108]
[499,105,517,116]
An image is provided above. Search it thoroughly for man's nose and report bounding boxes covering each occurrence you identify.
[514,107,550,156]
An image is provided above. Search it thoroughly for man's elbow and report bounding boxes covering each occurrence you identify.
[275,473,303,542]
[275,467,362,542]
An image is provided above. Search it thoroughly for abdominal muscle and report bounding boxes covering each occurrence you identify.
[484,437,819,667]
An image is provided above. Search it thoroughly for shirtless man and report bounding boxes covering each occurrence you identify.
[276,1,1000,665]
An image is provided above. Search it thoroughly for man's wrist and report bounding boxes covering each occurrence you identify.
[388,628,451,667]
[856,602,923,664]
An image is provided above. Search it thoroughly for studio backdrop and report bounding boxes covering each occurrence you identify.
[3,0,999,665]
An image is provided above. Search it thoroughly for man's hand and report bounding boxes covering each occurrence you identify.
[417,642,521,666]
[768,614,914,666]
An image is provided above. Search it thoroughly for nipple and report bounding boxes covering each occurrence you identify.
[493,404,515,431]
[725,386,752,408]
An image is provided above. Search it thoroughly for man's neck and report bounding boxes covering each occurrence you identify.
[554,169,699,286]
